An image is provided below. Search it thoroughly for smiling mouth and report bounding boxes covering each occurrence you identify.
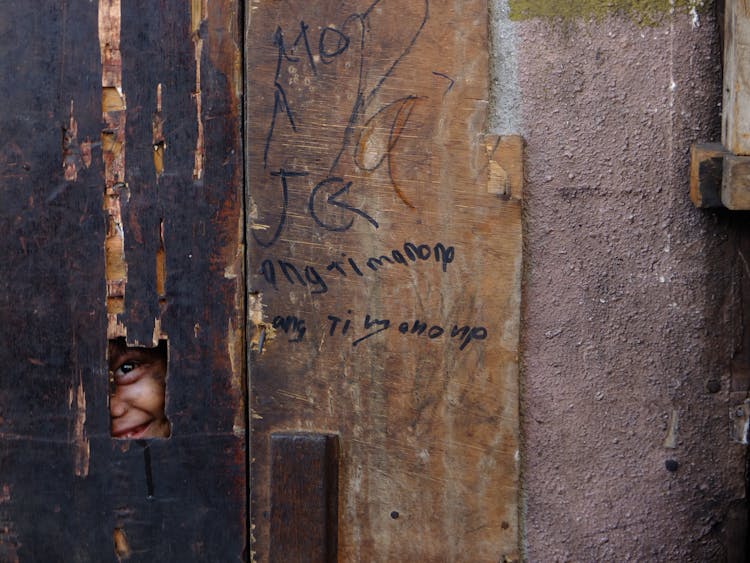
[112,421,152,439]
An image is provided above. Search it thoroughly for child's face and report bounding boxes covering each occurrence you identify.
[108,340,170,439]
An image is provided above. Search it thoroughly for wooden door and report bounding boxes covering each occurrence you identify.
[0,2,246,560]
[0,1,520,560]
[245,1,522,560]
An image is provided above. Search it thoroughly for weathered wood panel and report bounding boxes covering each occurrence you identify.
[0,2,245,561]
[689,142,727,208]
[723,0,750,155]
[269,433,339,562]
[246,1,521,560]
[722,153,750,209]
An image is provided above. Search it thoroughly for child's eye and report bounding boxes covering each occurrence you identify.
[113,362,142,384]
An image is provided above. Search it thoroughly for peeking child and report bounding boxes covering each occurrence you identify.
[108,338,171,439]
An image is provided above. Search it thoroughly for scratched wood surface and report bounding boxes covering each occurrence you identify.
[723,0,750,155]
[723,154,750,208]
[246,1,521,561]
[269,433,339,562]
[0,2,245,561]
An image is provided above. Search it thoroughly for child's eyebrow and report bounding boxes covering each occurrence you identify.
[110,348,158,366]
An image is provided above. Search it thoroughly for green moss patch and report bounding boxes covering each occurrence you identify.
[508,0,710,25]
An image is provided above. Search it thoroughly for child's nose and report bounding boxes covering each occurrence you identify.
[109,392,127,418]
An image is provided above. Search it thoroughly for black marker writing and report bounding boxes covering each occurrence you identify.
[258,241,455,295]
[272,315,307,342]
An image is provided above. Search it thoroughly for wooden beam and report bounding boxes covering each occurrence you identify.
[688,143,750,211]
[689,143,728,208]
[723,0,750,155]
[723,153,750,209]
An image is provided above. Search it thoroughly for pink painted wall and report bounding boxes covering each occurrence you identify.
[493,6,749,560]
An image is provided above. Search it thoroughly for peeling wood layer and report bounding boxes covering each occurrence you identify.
[191,0,207,181]
[155,219,166,299]
[152,84,165,179]
[487,134,525,199]
[0,1,245,559]
[112,528,130,559]
[71,372,90,477]
[62,101,90,182]
[100,0,128,339]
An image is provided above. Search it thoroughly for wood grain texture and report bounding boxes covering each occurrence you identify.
[722,153,750,209]
[270,433,339,563]
[689,142,728,208]
[0,2,245,560]
[723,0,750,155]
[246,1,521,560]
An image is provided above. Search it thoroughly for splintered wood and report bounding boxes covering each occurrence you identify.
[0,1,246,559]
[246,1,522,560]
[99,0,128,338]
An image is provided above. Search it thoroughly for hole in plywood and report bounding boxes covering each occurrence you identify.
[108,338,170,439]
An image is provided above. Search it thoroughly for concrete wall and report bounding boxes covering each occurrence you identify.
[490,2,749,560]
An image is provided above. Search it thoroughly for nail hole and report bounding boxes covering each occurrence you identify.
[390,511,399,519]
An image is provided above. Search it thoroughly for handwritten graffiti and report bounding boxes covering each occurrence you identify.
[259,240,455,295]
[354,95,425,209]
[253,0,431,249]
[326,312,488,350]
[267,311,488,351]
[272,315,307,342]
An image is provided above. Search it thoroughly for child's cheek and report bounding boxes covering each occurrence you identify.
[131,378,166,415]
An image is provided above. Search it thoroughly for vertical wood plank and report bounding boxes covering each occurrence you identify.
[246,1,522,560]
[270,433,339,563]
[723,0,750,155]
[0,3,107,559]
[0,2,246,560]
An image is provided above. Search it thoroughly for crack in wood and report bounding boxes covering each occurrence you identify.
[191,0,207,181]
[152,84,165,179]
[71,371,90,477]
[100,0,128,339]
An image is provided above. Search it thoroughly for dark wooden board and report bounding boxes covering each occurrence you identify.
[246,1,522,560]
[689,142,728,208]
[0,1,245,560]
[269,433,339,563]
[722,153,750,209]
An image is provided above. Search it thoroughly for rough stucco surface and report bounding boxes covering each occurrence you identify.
[490,7,748,561]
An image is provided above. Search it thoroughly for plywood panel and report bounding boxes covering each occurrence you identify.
[0,2,245,560]
[269,433,339,562]
[246,1,521,560]
[723,0,750,155]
